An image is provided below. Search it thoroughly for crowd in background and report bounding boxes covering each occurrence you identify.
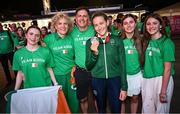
[0,6,175,114]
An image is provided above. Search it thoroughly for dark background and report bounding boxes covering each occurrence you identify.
[0,0,179,15]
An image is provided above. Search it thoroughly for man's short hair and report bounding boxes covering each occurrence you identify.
[75,6,90,16]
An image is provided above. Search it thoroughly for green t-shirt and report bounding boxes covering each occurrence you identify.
[143,35,175,78]
[13,46,55,88]
[71,25,95,68]
[43,33,74,75]
[0,30,19,54]
[123,38,141,75]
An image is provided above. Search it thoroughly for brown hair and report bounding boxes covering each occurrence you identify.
[143,13,167,52]
[26,25,41,34]
[120,14,143,58]
[75,6,90,16]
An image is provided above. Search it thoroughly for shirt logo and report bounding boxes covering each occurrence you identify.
[63,50,68,54]
[32,63,38,67]
[1,37,4,40]
[128,50,133,54]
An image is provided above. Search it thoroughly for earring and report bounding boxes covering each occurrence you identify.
[160,25,162,30]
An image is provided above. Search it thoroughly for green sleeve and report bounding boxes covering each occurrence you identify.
[118,38,128,91]
[12,51,21,71]
[85,39,98,70]
[11,32,20,47]
[46,49,55,68]
[163,39,175,62]
[43,35,49,46]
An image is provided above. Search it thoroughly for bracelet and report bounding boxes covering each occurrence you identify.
[54,82,58,86]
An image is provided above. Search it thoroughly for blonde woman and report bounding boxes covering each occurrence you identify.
[43,12,79,113]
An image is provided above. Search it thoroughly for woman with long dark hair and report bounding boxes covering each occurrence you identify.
[142,13,175,113]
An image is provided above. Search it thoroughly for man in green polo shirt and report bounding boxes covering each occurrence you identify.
[71,7,96,113]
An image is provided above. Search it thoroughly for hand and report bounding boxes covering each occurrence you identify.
[90,41,99,53]
[54,82,58,86]
[119,90,127,101]
[159,93,168,103]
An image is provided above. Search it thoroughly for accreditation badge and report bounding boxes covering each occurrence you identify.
[32,63,38,67]
[149,51,152,56]
[128,50,133,54]
[63,50,68,54]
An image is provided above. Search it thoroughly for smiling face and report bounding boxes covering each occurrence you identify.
[55,18,69,37]
[146,17,161,37]
[75,9,89,30]
[93,16,109,38]
[123,16,136,34]
[17,27,24,37]
[26,28,40,46]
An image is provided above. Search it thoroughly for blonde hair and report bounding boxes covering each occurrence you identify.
[51,12,73,34]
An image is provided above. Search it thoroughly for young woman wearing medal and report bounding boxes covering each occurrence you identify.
[86,11,127,113]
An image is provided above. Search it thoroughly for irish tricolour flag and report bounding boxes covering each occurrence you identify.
[6,86,70,113]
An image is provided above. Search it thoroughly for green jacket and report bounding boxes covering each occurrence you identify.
[86,34,127,91]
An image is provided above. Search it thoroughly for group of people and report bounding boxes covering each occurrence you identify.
[0,6,175,114]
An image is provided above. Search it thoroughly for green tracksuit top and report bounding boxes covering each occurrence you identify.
[86,34,127,91]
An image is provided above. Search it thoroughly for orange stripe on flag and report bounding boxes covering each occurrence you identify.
[56,89,71,113]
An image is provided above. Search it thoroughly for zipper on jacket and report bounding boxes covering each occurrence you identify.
[103,43,108,79]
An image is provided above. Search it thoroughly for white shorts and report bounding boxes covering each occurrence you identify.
[127,71,143,97]
[142,76,174,113]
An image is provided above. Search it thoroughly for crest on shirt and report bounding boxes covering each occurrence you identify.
[32,63,38,67]
[128,50,133,54]
[63,50,68,54]
[110,39,115,45]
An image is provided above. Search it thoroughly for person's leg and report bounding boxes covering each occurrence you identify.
[56,74,79,113]
[121,101,126,114]
[92,77,106,113]
[75,69,91,113]
[156,76,174,113]
[8,52,17,77]
[0,54,12,84]
[55,75,67,95]
[80,97,88,113]
[142,78,156,113]
[127,71,142,114]
[130,95,139,113]
[107,77,121,113]
[66,73,79,113]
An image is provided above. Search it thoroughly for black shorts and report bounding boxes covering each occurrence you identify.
[74,66,92,101]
